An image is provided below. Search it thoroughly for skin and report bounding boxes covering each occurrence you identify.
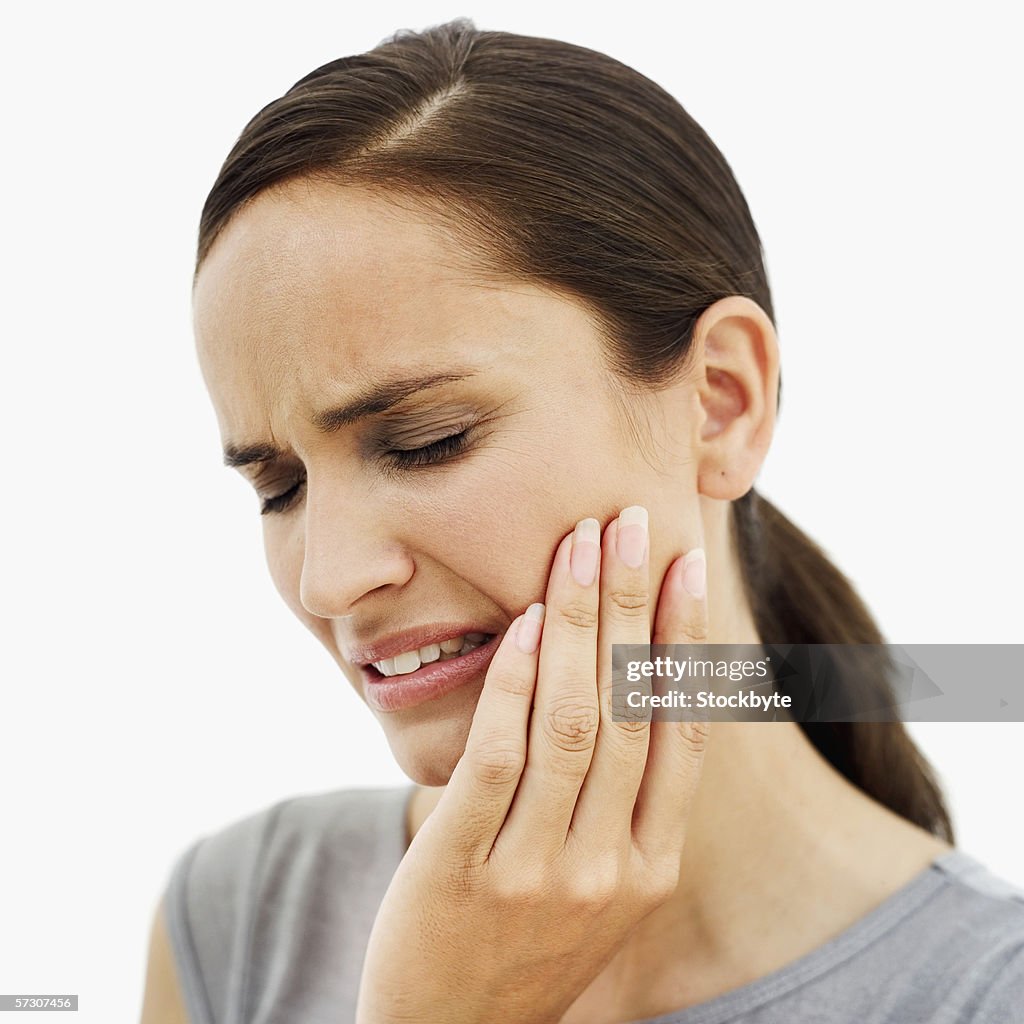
[193,179,952,1021]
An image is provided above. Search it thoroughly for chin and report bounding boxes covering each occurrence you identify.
[400,750,461,788]
[388,729,464,787]
[377,693,480,788]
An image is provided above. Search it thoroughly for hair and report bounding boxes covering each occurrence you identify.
[194,18,953,843]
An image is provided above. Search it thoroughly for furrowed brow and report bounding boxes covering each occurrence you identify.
[310,370,477,432]
[223,441,287,469]
[222,369,478,468]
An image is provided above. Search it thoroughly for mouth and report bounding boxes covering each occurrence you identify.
[360,632,503,712]
[366,631,497,677]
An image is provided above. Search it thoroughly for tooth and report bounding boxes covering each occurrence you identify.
[372,633,495,676]
[393,650,421,674]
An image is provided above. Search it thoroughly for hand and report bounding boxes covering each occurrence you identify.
[355,505,710,1024]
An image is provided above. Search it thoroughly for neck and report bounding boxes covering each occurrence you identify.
[556,562,952,1019]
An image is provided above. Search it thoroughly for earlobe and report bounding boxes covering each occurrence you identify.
[692,296,779,501]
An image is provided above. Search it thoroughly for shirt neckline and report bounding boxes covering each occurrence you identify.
[389,783,964,1024]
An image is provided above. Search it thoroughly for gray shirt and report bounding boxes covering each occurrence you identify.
[161,785,1024,1023]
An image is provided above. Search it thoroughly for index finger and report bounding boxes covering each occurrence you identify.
[430,604,545,863]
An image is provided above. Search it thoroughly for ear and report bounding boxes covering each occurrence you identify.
[692,295,780,501]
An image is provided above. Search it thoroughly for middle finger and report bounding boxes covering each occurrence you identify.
[567,506,653,846]
[498,517,603,854]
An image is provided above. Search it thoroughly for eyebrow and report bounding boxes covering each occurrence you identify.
[222,370,478,468]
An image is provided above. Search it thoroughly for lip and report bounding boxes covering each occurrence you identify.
[346,622,502,667]
[361,633,502,712]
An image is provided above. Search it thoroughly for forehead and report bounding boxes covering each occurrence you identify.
[194,180,504,377]
[191,180,597,441]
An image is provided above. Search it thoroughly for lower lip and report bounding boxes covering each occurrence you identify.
[361,634,502,712]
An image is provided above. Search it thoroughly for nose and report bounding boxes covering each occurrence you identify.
[298,473,414,619]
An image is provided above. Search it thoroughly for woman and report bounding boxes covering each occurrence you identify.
[141,19,1024,1024]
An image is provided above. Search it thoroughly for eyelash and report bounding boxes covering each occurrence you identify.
[259,428,474,516]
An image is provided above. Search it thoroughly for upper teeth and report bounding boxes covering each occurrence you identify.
[372,632,491,677]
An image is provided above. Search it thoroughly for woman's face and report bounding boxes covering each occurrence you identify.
[193,179,703,786]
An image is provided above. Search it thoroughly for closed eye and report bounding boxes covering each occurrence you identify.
[383,428,472,469]
[258,428,475,516]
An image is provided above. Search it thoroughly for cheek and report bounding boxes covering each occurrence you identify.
[409,486,548,610]
[400,457,577,613]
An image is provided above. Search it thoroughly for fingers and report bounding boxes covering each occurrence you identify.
[433,508,710,879]
[630,546,711,866]
[497,521,603,854]
[566,507,654,848]
[434,603,546,863]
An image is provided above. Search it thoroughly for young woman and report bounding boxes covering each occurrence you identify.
[140,19,1024,1024]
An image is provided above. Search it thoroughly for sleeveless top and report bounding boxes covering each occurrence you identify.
[161,784,1024,1023]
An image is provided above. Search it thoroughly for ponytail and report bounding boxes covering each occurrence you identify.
[733,488,954,843]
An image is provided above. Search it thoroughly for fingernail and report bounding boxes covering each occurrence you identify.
[570,518,601,587]
[515,602,545,654]
[681,548,706,599]
[616,505,648,569]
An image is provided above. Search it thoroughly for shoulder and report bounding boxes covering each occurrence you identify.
[906,850,1024,1022]
[170,783,413,907]
[725,848,1024,1024]
[967,943,1024,1023]
[140,902,190,1024]
[930,848,1024,941]
[876,847,1024,1024]
[160,785,414,1024]
[776,849,1024,1024]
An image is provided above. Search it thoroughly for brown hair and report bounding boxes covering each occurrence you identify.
[194,18,953,842]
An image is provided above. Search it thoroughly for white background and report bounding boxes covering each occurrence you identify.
[2,3,1021,1021]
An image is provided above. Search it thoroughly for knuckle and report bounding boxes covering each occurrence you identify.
[642,861,682,906]
[609,679,653,734]
[677,719,711,761]
[671,616,709,644]
[606,581,649,616]
[544,695,600,753]
[628,847,681,907]
[468,739,526,787]
[554,596,599,632]
[488,665,535,701]
[566,855,621,907]
[607,687,653,735]
[616,713,651,737]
